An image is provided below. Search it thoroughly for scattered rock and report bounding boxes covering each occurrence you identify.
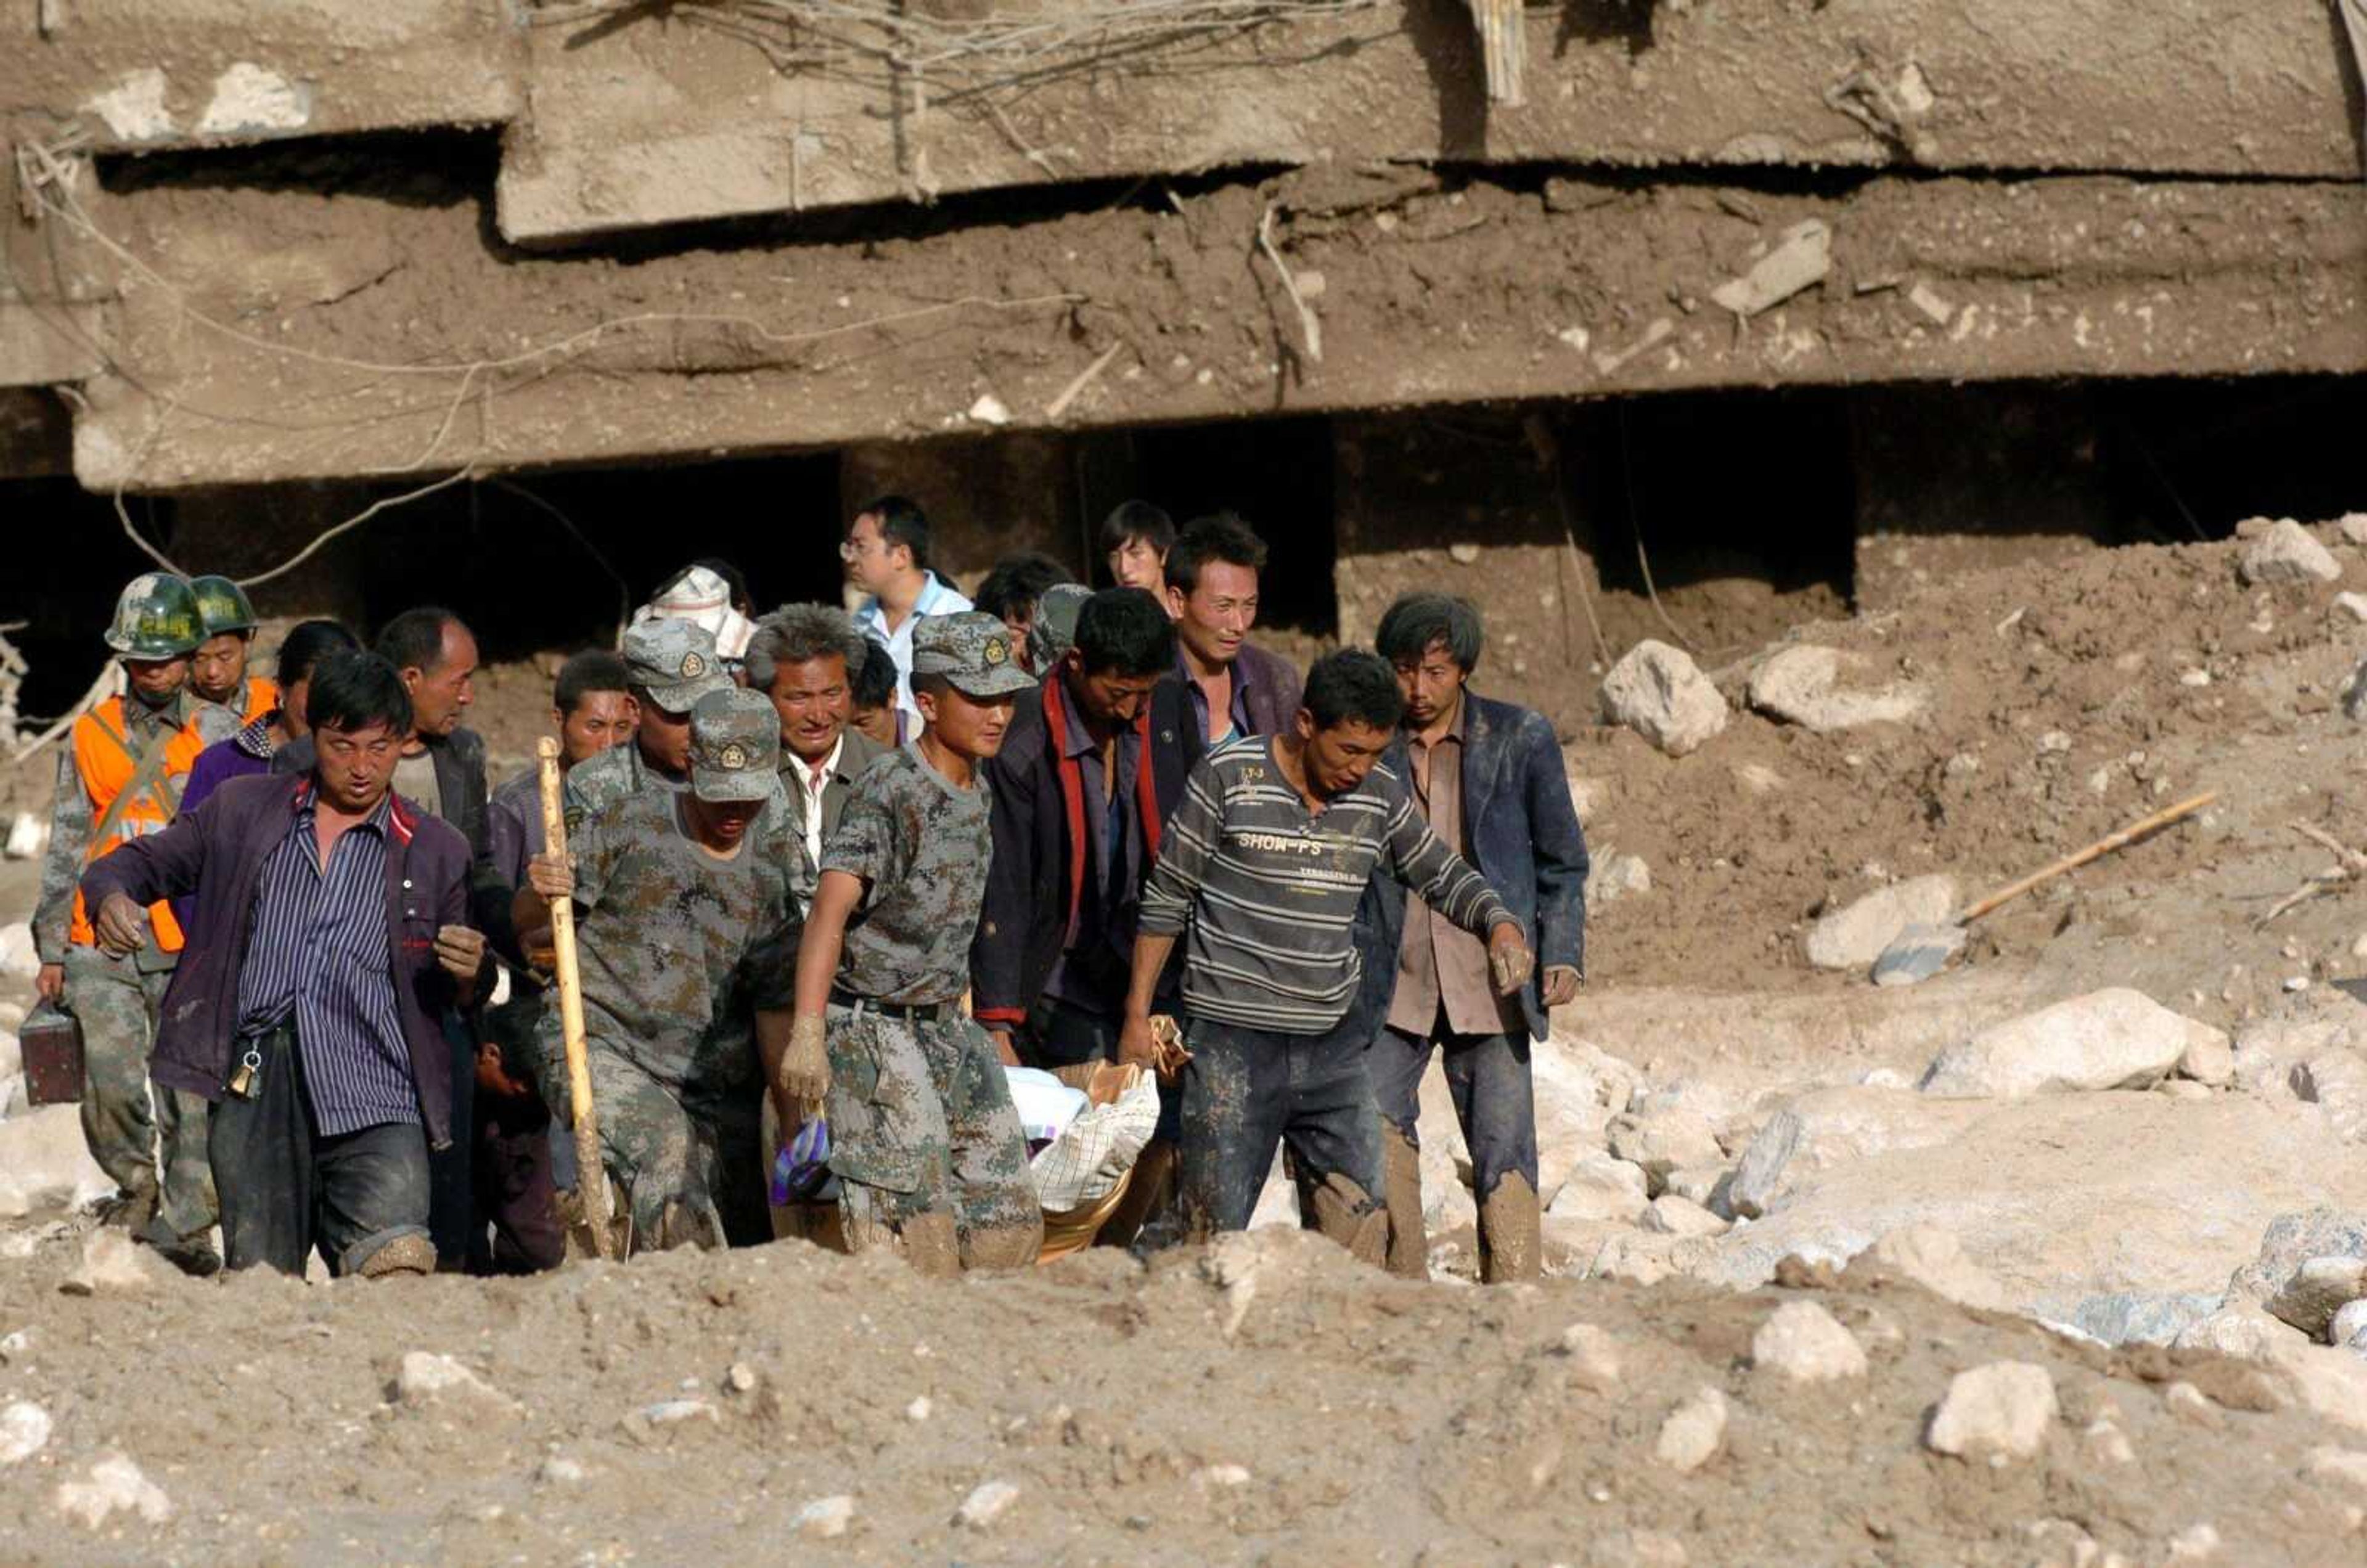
[1556,1323,1624,1394]
[2081,1418,2136,1466]
[55,1453,173,1529]
[1608,1111,1723,1194]
[1600,640,1728,758]
[537,1456,587,1487]
[2339,513,2367,548]
[59,1228,172,1297]
[1587,852,1653,907]
[2339,592,2367,624]
[1727,1088,1982,1219]
[1871,922,1967,987]
[955,1479,1020,1529]
[1750,1301,1867,1382]
[1862,1225,2013,1312]
[2069,1291,2219,1347]
[0,922,38,981]
[394,1352,517,1412]
[1710,218,1831,318]
[2290,1051,2367,1140]
[1653,1387,1728,1472]
[1641,1194,1729,1238]
[1924,1362,2058,1463]
[2172,1303,2307,1362]
[1919,988,2223,1099]
[1804,876,1958,971]
[1545,1154,1649,1224]
[796,1495,856,1538]
[1192,1464,1251,1488]
[3,814,47,862]
[1746,644,1928,733]
[1662,1165,1731,1211]
[2227,1208,2367,1335]
[2238,518,2340,585]
[0,1400,51,1464]
[2177,1028,2235,1087]
[2162,1381,2221,1429]
[2330,1299,2367,1348]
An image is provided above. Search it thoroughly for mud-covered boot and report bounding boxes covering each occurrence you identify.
[1477,1173,1542,1284]
[134,1212,221,1278]
[356,1233,438,1279]
[1379,1124,1429,1281]
[1309,1172,1390,1271]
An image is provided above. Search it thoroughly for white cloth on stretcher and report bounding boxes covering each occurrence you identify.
[1008,1066,1162,1213]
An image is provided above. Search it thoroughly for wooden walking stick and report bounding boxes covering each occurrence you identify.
[1956,790,2221,925]
[538,738,613,1260]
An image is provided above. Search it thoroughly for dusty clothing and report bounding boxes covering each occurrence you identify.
[1387,704,1521,1039]
[532,788,799,1250]
[1176,1011,1383,1237]
[473,1080,563,1274]
[562,740,685,830]
[1368,1019,1540,1280]
[233,791,419,1136]
[1138,735,1511,1035]
[485,765,542,896]
[65,943,216,1239]
[1172,639,1303,748]
[820,1005,1042,1266]
[210,1022,430,1276]
[78,774,476,1146]
[1354,693,1588,1044]
[36,688,231,963]
[777,727,885,901]
[822,742,992,1007]
[971,670,1192,1035]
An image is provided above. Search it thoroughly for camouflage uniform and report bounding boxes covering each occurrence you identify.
[534,691,800,1252]
[37,688,233,1239]
[819,614,1042,1269]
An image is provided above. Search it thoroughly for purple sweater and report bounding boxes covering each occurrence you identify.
[82,772,474,1146]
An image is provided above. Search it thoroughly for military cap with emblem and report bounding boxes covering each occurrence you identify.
[688,688,780,803]
[189,574,260,638]
[1024,582,1092,677]
[103,573,205,660]
[912,610,1037,698]
[623,617,734,713]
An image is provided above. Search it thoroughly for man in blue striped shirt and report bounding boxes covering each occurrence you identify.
[88,653,488,1278]
[1122,650,1533,1260]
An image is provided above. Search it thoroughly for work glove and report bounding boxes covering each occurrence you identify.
[779,1013,831,1107]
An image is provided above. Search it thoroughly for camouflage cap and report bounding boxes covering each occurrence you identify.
[623,618,733,713]
[689,688,779,803]
[912,611,1036,699]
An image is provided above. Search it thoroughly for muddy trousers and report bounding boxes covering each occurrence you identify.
[209,1024,431,1276]
[822,1004,1043,1273]
[63,943,216,1240]
[1177,1013,1387,1266]
[542,1041,769,1255]
[1366,1021,1541,1283]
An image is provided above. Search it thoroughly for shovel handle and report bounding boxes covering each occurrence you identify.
[538,739,613,1260]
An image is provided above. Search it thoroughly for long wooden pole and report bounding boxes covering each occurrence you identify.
[538,738,613,1260]
[1956,790,2219,925]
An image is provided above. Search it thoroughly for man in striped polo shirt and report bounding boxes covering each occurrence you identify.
[1121,650,1534,1261]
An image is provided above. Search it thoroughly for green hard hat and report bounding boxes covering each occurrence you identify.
[189,574,258,637]
[102,573,205,660]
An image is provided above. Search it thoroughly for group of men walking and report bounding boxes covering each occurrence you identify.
[36,494,1589,1285]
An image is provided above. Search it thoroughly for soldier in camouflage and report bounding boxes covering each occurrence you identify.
[767,611,1043,1275]
[519,688,801,1252]
[560,618,735,822]
[35,574,236,1274]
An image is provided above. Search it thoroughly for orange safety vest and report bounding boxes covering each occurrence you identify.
[67,695,211,952]
[235,676,279,726]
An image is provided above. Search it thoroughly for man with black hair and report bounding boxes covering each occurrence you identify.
[974,588,1187,1075]
[1362,592,1588,1284]
[973,551,1076,672]
[743,603,882,899]
[1100,500,1175,594]
[1163,513,1302,751]
[486,649,638,895]
[1124,649,1533,1263]
[81,651,488,1278]
[182,619,361,819]
[187,574,276,725]
[844,494,973,732]
[848,633,903,748]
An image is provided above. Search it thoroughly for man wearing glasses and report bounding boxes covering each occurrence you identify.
[844,497,973,735]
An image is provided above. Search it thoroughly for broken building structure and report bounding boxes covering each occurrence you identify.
[2,0,2363,711]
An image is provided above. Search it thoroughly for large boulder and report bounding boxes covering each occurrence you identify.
[1726,1085,1985,1219]
[1745,644,1928,732]
[1599,641,1727,758]
[2226,1209,2367,1337]
[1919,988,2223,1099]
[2238,518,2341,585]
[1701,1092,2367,1317]
[0,1105,114,1219]
[1804,877,1958,972]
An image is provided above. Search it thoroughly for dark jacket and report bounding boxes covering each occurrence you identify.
[80,772,476,1146]
[973,671,1194,1027]
[1171,640,1304,762]
[1350,693,1590,1042]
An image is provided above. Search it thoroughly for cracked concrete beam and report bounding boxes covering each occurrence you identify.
[54,166,2367,490]
[6,1,520,153]
[495,0,2360,243]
